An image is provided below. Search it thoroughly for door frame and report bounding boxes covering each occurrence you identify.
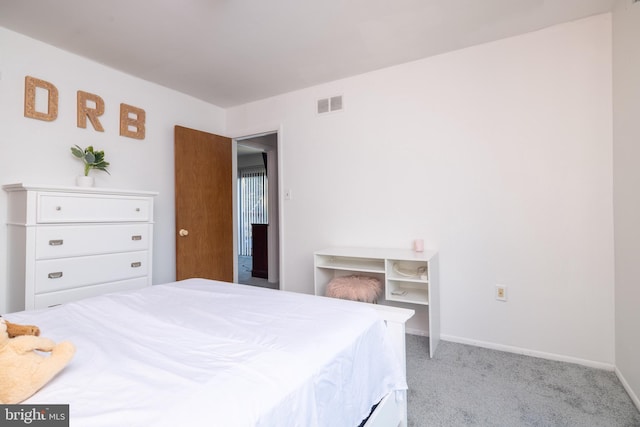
[231,126,284,289]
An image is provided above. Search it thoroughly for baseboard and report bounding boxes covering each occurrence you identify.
[615,367,640,412]
[406,327,427,337]
[440,334,615,371]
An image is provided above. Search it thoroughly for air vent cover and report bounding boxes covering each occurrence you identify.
[330,96,343,111]
[317,95,343,114]
[317,98,329,114]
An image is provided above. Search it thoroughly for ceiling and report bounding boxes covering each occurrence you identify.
[0,0,615,108]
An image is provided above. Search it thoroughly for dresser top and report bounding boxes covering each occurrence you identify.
[3,183,158,197]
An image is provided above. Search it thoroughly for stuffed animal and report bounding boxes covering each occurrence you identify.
[0,319,75,404]
[3,319,40,338]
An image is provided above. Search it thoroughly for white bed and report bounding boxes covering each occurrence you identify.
[4,278,413,427]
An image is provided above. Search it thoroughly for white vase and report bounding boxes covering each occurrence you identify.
[76,175,95,187]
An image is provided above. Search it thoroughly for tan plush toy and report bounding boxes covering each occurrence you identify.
[0,319,76,404]
[4,319,40,338]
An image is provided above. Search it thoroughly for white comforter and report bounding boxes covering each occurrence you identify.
[6,279,406,427]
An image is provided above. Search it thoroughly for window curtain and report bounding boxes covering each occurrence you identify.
[238,166,268,256]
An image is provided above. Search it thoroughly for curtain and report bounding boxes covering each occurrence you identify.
[238,166,268,256]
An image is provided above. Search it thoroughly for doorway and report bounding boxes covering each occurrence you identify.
[235,132,279,290]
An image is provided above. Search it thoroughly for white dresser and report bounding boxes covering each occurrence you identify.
[3,183,158,312]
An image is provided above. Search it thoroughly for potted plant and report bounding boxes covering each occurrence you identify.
[70,145,110,187]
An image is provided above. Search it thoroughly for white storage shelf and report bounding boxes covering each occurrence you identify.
[386,259,430,305]
[314,247,440,357]
[387,281,429,305]
[315,255,385,273]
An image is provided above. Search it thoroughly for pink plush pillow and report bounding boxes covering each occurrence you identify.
[326,275,382,303]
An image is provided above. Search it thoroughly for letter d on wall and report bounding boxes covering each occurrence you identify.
[24,76,58,121]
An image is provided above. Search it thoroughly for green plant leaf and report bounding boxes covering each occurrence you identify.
[94,152,105,163]
[70,145,110,175]
[84,152,96,164]
[70,146,84,158]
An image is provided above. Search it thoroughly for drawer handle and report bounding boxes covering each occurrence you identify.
[131,262,142,268]
[135,208,141,212]
[55,206,62,211]
[49,239,64,246]
[48,272,63,279]
[131,235,142,241]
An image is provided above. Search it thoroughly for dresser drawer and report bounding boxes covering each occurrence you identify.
[35,251,149,294]
[32,277,149,309]
[37,193,151,223]
[35,224,151,259]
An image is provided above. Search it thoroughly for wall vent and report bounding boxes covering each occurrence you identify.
[317,95,343,114]
[317,98,330,114]
[330,96,343,111]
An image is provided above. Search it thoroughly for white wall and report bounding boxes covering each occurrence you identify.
[227,15,614,366]
[612,0,640,408]
[0,15,618,368]
[0,27,226,313]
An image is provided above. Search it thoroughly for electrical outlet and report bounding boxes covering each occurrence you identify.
[495,285,507,302]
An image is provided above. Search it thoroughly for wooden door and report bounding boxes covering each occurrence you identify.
[174,125,233,282]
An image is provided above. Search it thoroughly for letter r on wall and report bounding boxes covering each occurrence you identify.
[77,90,105,132]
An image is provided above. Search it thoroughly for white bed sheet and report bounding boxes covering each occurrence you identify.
[6,278,406,427]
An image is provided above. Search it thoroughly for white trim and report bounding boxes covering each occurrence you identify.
[615,367,640,412]
[266,146,278,283]
[229,125,281,141]
[231,125,285,290]
[276,125,285,291]
[441,334,615,371]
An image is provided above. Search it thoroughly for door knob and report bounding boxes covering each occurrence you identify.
[179,229,189,237]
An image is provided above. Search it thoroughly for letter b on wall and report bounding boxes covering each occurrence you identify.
[120,103,146,140]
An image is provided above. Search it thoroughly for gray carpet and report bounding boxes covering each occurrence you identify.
[406,335,640,427]
[238,255,279,289]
